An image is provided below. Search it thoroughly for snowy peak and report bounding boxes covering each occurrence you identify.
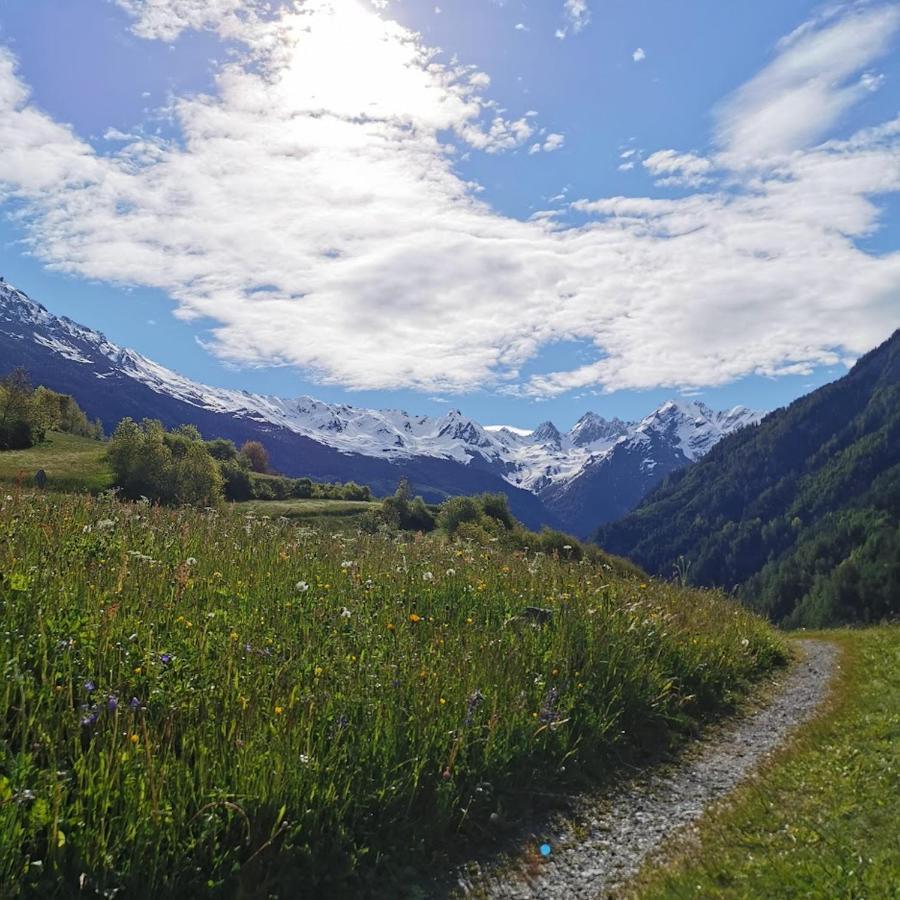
[532,421,563,447]
[634,399,760,461]
[570,412,631,447]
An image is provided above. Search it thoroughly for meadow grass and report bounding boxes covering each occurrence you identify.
[632,625,900,898]
[233,498,380,522]
[0,490,786,898]
[0,433,113,493]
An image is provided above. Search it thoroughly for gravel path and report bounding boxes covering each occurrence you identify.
[450,639,839,900]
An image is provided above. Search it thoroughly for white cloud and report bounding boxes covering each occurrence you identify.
[632,47,646,62]
[715,4,900,159]
[114,0,265,41]
[529,133,565,155]
[563,0,590,33]
[0,2,898,399]
[514,22,527,31]
[643,149,714,186]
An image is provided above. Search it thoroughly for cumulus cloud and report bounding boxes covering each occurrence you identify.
[0,0,898,398]
[529,132,565,154]
[632,47,646,62]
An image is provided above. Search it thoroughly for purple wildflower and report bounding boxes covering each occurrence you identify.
[84,680,96,693]
[80,708,99,728]
[107,695,118,713]
[129,697,141,711]
[159,653,172,666]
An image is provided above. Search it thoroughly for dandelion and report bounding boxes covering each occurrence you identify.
[386,623,396,633]
[314,666,324,677]
[275,706,284,716]
[422,571,434,582]
[129,734,139,745]
[439,697,447,706]
[409,613,422,623]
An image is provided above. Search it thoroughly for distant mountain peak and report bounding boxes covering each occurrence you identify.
[532,420,562,446]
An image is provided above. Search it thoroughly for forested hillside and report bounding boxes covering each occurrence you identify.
[597,329,900,627]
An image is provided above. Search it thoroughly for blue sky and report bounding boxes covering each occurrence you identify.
[0,0,898,429]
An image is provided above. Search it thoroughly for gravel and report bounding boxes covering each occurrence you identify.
[449,640,839,900]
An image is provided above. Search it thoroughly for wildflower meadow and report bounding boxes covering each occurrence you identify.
[0,489,786,897]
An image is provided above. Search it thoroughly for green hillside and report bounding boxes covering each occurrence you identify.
[0,490,785,897]
[0,431,113,492]
[597,329,900,627]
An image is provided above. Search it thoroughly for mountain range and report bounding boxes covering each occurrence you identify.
[598,328,900,627]
[0,279,759,534]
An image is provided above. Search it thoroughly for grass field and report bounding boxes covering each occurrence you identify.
[0,432,113,492]
[633,625,900,898]
[234,497,379,523]
[0,490,786,898]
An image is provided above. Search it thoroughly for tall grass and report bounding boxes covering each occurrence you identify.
[0,490,786,897]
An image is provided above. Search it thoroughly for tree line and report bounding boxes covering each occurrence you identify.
[0,368,103,450]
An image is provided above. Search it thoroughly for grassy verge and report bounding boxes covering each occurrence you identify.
[0,432,113,493]
[0,491,786,898]
[632,625,900,898]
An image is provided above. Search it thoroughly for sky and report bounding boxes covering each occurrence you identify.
[0,0,898,430]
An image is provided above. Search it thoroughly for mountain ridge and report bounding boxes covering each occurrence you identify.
[0,279,760,532]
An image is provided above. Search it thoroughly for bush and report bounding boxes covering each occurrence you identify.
[107,418,223,506]
[436,496,481,534]
[240,440,269,474]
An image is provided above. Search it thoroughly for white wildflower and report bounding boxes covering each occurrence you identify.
[445,568,456,577]
[422,571,434,582]
[296,581,309,593]
[340,607,352,619]
[185,557,197,566]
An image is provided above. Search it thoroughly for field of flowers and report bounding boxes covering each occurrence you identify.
[0,489,787,897]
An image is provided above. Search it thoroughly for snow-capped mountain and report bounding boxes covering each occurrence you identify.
[0,279,762,534]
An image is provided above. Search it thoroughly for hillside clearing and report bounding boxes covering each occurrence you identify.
[0,431,113,492]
